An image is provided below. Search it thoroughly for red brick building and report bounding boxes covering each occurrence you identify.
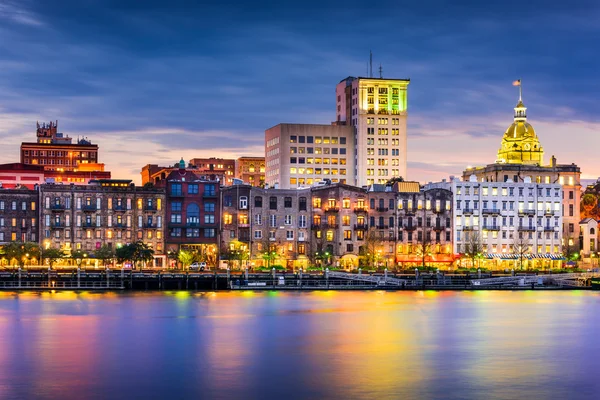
[159,168,220,267]
[0,163,45,189]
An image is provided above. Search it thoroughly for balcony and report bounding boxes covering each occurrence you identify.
[482,208,501,215]
[376,225,389,229]
[403,209,416,216]
[51,222,65,229]
[404,225,417,231]
[113,223,126,229]
[544,210,555,216]
[186,222,200,228]
[112,205,127,212]
[433,224,445,231]
[51,204,65,212]
[518,225,536,231]
[375,207,389,212]
[82,205,97,212]
[326,223,339,229]
[544,226,556,232]
[83,222,97,228]
[144,205,157,212]
[483,225,501,231]
[238,223,250,228]
[311,223,322,230]
[518,209,536,216]
[433,208,446,214]
[462,208,474,215]
[325,206,340,213]
[354,224,368,230]
[353,206,368,214]
[462,226,476,231]
[144,223,157,229]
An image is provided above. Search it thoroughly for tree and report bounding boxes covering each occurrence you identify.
[71,250,88,269]
[562,232,580,263]
[43,248,66,269]
[464,231,484,269]
[178,250,196,269]
[2,242,40,268]
[115,245,134,267]
[415,229,434,269]
[512,233,531,270]
[132,241,154,269]
[95,245,115,268]
[359,228,384,268]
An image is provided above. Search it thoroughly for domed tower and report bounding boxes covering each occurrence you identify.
[496,92,544,165]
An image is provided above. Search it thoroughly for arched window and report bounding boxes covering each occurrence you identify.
[591,228,596,235]
[186,203,200,224]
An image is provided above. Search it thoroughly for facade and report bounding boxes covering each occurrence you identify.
[20,121,110,184]
[463,96,581,241]
[161,169,220,267]
[578,218,597,259]
[235,156,265,187]
[189,157,235,186]
[141,159,203,186]
[0,188,39,250]
[0,163,45,189]
[265,124,355,189]
[367,184,454,268]
[39,180,166,267]
[449,176,563,268]
[221,184,312,269]
[336,77,410,186]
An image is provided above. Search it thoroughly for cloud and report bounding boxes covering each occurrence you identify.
[0,1,42,26]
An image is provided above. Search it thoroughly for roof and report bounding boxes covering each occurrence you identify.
[395,181,421,193]
[0,163,45,172]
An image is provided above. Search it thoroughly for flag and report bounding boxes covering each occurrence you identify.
[512,79,521,86]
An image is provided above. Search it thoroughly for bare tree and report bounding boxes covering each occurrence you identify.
[512,233,532,270]
[464,231,484,269]
[359,228,384,268]
[415,229,434,269]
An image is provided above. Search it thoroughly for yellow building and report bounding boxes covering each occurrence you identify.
[496,99,544,165]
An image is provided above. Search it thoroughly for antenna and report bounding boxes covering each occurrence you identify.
[379,64,383,78]
[369,50,373,78]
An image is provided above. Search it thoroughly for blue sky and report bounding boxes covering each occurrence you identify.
[1,0,599,183]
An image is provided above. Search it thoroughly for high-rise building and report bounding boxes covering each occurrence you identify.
[265,124,355,189]
[335,77,410,187]
[20,121,110,184]
[462,94,581,242]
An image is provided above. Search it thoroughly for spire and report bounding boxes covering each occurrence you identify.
[512,79,526,121]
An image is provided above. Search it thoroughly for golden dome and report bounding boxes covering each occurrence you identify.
[496,100,544,165]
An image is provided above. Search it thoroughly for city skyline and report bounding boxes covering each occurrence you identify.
[1,0,598,184]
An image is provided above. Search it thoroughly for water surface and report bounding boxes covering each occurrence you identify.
[0,290,599,400]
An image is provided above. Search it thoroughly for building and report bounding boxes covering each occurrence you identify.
[235,156,265,187]
[39,180,166,267]
[221,184,312,269]
[141,159,202,186]
[448,176,563,269]
[189,157,235,186]
[20,121,111,184]
[462,95,581,242]
[0,163,45,189]
[310,184,369,268]
[265,124,355,189]
[336,76,410,186]
[0,188,39,255]
[579,218,597,260]
[161,168,220,267]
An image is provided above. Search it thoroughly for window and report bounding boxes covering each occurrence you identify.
[254,196,263,207]
[204,202,215,212]
[286,231,294,240]
[270,215,277,227]
[270,197,278,210]
[298,215,306,228]
[239,196,248,209]
[188,184,199,194]
[204,184,216,196]
[204,214,215,224]
[204,229,216,238]
[284,197,292,208]
[171,183,182,196]
[299,197,307,211]
[187,203,200,225]
[285,215,292,225]
[254,230,263,239]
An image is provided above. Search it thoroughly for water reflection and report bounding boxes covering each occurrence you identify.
[0,291,599,399]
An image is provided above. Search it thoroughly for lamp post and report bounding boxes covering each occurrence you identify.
[25,253,30,269]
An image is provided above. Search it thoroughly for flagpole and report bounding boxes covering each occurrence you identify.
[519,78,522,102]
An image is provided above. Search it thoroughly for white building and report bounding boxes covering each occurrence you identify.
[335,76,410,187]
[264,124,355,189]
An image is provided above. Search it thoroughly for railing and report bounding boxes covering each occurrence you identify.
[544,226,556,231]
[482,225,501,231]
[376,225,389,229]
[51,204,65,211]
[112,205,127,212]
[326,224,339,229]
[518,209,536,216]
[518,225,536,231]
[482,208,501,215]
[311,223,322,230]
[51,222,65,228]
[462,208,475,214]
[83,223,98,228]
[144,205,157,211]
[462,226,476,231]
[0,281,124,289]
[353,207,368,213]
[354,224,368,230]
[325,207,340,212]
[433,224,445,231]
[375,207,389,212]
[404,225,417,231]
[82,205,97,212]
[113,223,126,228]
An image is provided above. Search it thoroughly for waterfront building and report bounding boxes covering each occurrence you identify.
[39,180,166,267]
[189,157,235,186]
[235,156,265,187]
[442,176,563,269]
[310,184,369,268]
[0,163,45,189]
[578,218,597,260]
[20,121,111,184]
[0,188,39,256]
[141,160,203,186]
[159,165,220,267]
[462,96,581,242]
[336,76,410,187]
[368,183,454,268]
[221,184,311,269]
[265,124,355,189]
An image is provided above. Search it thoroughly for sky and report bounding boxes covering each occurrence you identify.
[0,0,599,185]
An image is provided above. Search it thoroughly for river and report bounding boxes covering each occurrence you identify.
[0,290,599,400]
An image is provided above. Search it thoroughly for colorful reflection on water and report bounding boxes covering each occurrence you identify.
[1,290,600,400]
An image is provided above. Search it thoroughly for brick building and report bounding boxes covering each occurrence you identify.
[39,180,166,267]
[235,156,265,187]
[161,169,220,267]
[0,188,39,262]
[189,157,235,186]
